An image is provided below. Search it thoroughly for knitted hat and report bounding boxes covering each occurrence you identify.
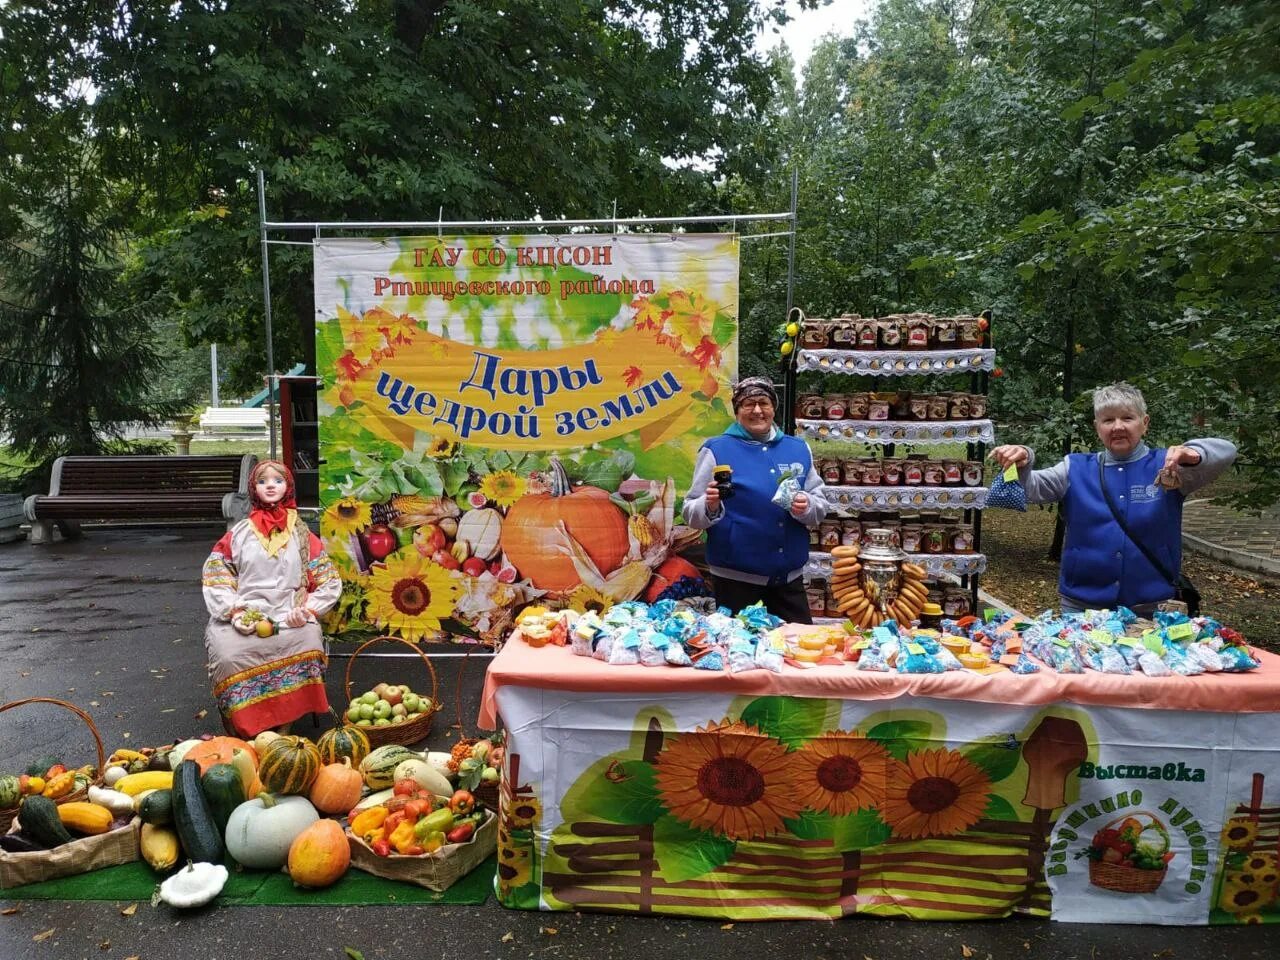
[731,377,778,412]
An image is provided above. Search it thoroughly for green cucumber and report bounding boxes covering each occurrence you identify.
[171,759,224,864]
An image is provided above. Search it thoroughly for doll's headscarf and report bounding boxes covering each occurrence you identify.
[248,459,297,538]
[731,377,778,412]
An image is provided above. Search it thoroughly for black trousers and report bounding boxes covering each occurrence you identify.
[711,575,813,624]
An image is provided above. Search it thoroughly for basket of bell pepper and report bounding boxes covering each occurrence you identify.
[344,780,497,891]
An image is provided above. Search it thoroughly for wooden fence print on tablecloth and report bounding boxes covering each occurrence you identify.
[539,714,1083,920]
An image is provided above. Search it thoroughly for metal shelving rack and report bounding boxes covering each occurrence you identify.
[783,311,994,621]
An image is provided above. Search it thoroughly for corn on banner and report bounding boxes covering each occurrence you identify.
[313,234,739,644]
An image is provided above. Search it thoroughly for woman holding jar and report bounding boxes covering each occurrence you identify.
[683,378,830,622]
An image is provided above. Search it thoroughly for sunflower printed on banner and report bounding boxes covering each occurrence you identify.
[313,234,738,643]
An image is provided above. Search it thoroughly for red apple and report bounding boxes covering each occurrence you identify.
[383,687,403,706]
[365,523,398,560]
[462,557,487,577]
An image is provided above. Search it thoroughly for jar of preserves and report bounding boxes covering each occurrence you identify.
[906,316,931,350]
[806,580,828,617]
[829,316,857,350]
[880,520,902,548]
[819,458,844,485]
[819,520,843,550]
[881,458,904,486]
[942,459,964,486]
[841,519,863,547]
[948,393,971,420]
[943,586,970,618]
[900,523,923,554]
[878,317,906,349]
[908,395,931,421]
[846,391,870,420]
[968,393,988,418]
[957,317,984,349]
[841,457,862,485]
[855,318,879,350]
[797,392,826,420]
[867,393,893,421]
[933,317,958,348]
[927,394,951,421]
[861,459,883,486]
[825,586,843,618]
[922,523,948,554]
[951,524,975,554]
[922,460,946,486]
[963,460,985,487]
[801,319,831,349]
[809,525,821,549]
[903,458,925,486]
[824,394,847,420]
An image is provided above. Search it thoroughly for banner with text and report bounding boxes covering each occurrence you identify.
[313,234,739,643]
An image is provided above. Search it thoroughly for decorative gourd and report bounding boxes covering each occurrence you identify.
[224,794,319,870]
[138,789,174,826]
[167,739,203,770]
[87,785,135,817]
[499,458,629,591]
[253,730,282,756]
[201,763,246,834]
[140,823,180,871]
[287,818,350,889]
[227,749,258,798]
[0,774,22,809]
[315,725,371,768]
[158,861,228,909]
[183,737,258,775]
[307,759,363,815]
[393,758,453,798]
[258,736,322,795]
[56,801,114,835]
[114,770,174,797]
[17,795,73,848]
[359,744,417,790]
[456,507,503,560]
[171,759,224,865]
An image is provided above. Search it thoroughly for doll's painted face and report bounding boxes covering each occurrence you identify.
[255,467,288,505]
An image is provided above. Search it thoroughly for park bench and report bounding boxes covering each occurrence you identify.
[23,454,257,544]
[197,406,269,439]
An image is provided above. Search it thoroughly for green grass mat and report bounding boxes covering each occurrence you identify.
[2,855,495,906]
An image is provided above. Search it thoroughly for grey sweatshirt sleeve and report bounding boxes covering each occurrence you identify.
[682,446,723,530]
[1015,447,1071,505]
[1179,437,1238,495]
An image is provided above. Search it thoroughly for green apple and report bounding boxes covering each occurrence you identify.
[373,683,390,699]
[346,705,362,722]
[418,697,435,714]
[359,691,378,706]
[373,700,393,720]
[356,719,372,727]
[374,717,391,726]
[481,766,500,783]
[402,693,420,713]
[397,684,412,696]
[391,703,408,718]
[358,703,375,721]
[391,714,405,725]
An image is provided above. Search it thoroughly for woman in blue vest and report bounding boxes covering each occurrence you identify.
[990,383,1236,615]
[683,377,829,622]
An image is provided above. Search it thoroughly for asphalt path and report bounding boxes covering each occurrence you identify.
[0,528,1272,960]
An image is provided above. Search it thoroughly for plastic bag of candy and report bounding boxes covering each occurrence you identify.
[637,628,668,667]
[666,640,693,667]
[900,643,944,674]
[856,646,890,671]
[727,640,761,674]
[1048,644,1084,674]
[754,634,784,673]
[933,645,964,672]
[607,628,642,666]
[1010,653,1041,675]
[770,465,803,513]
[1218,645,1259,672]
[1137,650,1173,676]
[1094,644,1132,675]
[1186,642,1224,673]
[1162,644,1204,676]
[738,602,783,631]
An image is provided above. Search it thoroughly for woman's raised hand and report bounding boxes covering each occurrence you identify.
[989,445,1029,469]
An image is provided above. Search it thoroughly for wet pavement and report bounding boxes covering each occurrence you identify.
[1,527,1274,959]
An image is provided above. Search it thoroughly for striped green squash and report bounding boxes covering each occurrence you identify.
[358,745,417,789]
[257,736,322,795]
[316,725,371,768]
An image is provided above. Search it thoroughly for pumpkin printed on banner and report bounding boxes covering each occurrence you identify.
[501,459,629,593]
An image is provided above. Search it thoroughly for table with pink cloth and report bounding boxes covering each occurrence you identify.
[480,639,1280,926]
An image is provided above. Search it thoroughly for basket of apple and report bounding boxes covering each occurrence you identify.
[342,636,442,747]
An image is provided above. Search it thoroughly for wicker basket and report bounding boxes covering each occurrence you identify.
[1088,858,1168,894]
[0,697,107,833]
[342,635,441,748]
[1087,812,1171,894]
[453,646,501,811]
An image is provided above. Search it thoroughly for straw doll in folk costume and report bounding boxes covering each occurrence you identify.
[201,460,341,736]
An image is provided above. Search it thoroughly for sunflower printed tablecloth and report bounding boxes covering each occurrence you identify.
[480,641,1280,924]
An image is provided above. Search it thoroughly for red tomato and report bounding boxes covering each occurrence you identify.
[393,778,418,797]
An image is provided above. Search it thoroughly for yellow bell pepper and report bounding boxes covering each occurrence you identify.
[350,806,389,840]
[389,820,419,855]
[364,827,387,844]
[420,831,445,854]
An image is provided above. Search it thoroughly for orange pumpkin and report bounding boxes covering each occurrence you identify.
[501,459,629,592]
[308,758,363,815]
[287,818,350,889]
[184,737,258,775]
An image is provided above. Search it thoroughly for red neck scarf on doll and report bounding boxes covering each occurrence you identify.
[247,460,297,539]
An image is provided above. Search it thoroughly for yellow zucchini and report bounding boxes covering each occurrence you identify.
[140,823,181,871]
[114,770,174,797]
[57,801,114,835]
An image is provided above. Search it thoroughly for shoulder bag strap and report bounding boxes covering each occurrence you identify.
[1096,455,1178,590]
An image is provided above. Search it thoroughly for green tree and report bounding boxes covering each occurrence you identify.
[0,151,184,491]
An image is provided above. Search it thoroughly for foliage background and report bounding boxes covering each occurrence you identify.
[1,0,1275,508]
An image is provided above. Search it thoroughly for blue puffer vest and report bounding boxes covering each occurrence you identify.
[1059,448,1183,609]
[702,432,813,584]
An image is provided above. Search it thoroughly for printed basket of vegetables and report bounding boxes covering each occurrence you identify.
[345,780,497,892]
[1080,813,1175,894]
